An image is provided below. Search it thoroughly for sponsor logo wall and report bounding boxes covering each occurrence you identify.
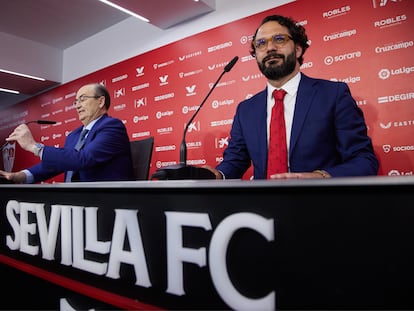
[1,0,413,181]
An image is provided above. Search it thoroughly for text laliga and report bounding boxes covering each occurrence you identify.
[5,200,276,311]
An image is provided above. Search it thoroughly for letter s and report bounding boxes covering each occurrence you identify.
[6,200,21,250]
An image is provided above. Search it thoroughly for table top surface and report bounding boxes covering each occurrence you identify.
[0,175,413,189]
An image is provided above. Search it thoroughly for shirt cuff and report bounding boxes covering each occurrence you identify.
[23,169,34,184]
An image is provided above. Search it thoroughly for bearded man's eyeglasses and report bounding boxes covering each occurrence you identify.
[254,34,293,51]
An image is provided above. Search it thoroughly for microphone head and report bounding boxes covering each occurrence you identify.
[224,56,239,72]
[25,120,56,125]
[36,120,56,124]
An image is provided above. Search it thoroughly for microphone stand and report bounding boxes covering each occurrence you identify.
[179,69,227,166]
[151,56,238,180]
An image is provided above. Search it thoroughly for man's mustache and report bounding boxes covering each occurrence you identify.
[263,53,284,64]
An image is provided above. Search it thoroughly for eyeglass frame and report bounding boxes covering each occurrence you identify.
[73,95,102,105]
[254,33,293,51]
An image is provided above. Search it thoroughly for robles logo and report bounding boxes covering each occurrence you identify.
[322,5,351,18]
[374,14,407,28]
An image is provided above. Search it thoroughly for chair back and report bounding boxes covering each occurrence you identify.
[130,137,154,180]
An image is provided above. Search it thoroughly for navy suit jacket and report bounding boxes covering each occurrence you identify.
[216,73,379,179]
[29,114,134,182]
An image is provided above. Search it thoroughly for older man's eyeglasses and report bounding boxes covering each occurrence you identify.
[73,95,101,105]
[254,34,293,51]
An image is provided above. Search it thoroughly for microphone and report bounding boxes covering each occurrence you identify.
[151,56,239,180]
[224,55,239,72]
[1,120,57,150]
[26,120,57,125]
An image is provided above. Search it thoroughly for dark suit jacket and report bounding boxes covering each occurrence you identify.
[29,114,134,182]
[216,73,379,179]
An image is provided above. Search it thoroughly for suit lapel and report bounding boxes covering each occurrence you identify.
[83,114,108,143]
[289,74,317,154]
[249,90,268,173]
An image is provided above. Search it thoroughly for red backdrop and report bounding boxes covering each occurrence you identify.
[1,0,413,182]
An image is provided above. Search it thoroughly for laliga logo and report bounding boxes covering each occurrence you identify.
[240,35,251,45]
[378,68,391,80]
[388,169,400,176]
[2,142,16,173]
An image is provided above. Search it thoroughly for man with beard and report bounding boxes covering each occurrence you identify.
[205,15,378,179]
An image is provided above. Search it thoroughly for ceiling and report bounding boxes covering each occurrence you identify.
[0,0,216,107]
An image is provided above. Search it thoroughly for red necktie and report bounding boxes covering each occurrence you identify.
[267,89,287,178]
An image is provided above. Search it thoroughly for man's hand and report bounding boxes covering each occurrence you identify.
[0,170,27,183]
[6,124,36,153]
[270,171,331,179]
[202,165,223,179]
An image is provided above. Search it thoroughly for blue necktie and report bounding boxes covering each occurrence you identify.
[65,129,89,182]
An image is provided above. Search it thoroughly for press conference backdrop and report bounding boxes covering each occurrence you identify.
[1,0,413,182]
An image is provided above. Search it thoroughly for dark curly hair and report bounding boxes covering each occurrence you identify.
[249,15,309,65]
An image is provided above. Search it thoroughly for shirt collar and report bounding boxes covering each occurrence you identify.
[267,71,301,98]
[83,115,103,132]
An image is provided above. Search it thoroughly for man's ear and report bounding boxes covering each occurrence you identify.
[99,98,105,108]
[296,45,303,59]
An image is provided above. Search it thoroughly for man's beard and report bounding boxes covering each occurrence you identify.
[258,51,296,80]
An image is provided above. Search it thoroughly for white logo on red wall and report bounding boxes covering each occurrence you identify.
[215,137,229,149]
[134,97,147,108]
[113,103,126,111]
[324,51,362,66]
[186,85,196,96]
[159,75,169,86]
[373,0,403,9]
[187,121,200,133]
[383,145,391,153]
[2,142,15,172]
[136,66,145,77]
[379,66,414,80]
[388,169,413,176]
[380,122,392,129]
[114,88,125,98]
